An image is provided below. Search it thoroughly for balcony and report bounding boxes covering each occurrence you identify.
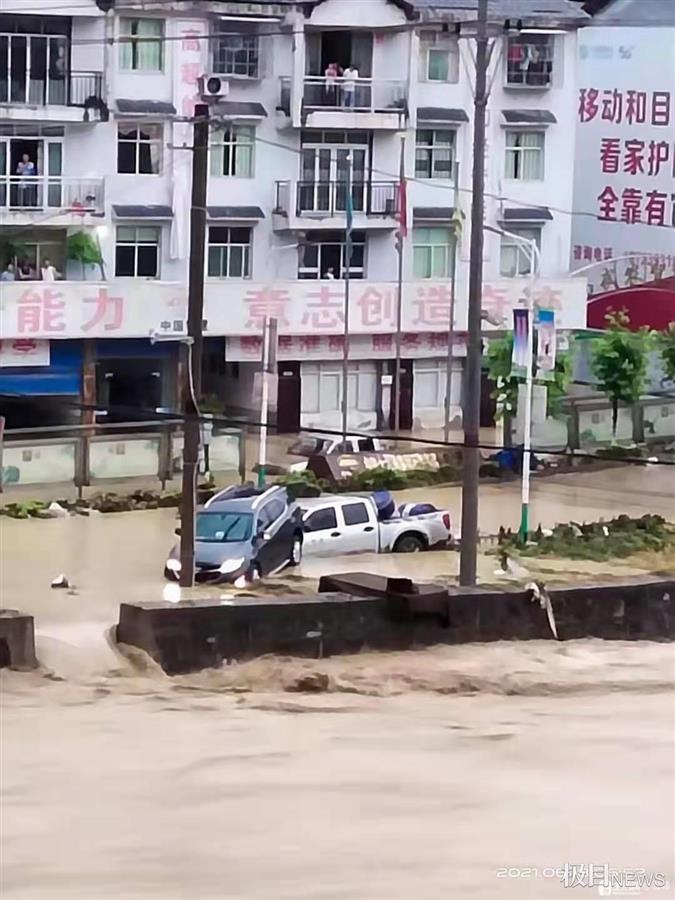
[0,176,105,222]
[278,76,408,130]
[505,37,554,89]
[273,180,399,231]
[0,69,105,121]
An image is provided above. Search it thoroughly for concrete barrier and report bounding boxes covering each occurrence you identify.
[115,575,674,675]
[0,610,38,670]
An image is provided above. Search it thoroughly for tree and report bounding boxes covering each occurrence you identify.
[657,323,675,385]
[67,231,104,279]
[590,310,653,439]
[487,333,572,421]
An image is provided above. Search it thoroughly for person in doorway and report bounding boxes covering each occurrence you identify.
[41,258,61,281]
[16,153,37,207]
[324,61,340,105]
[17,259,37,280]
[325,267,336,280]
[1,263,16,281]
[341,63,359,107]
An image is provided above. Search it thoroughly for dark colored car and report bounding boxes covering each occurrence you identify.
[165,485,304,584]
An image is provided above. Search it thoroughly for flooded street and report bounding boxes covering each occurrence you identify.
[1,468,674,899]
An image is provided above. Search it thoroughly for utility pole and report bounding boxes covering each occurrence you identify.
[179,103,209,588]
[459,0,489,587]
[341,154,353,441]
[393,134,406,433]
[443,161,460,445]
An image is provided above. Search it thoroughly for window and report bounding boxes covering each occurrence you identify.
[304,507,338,533]
[413,227,455,279]
[499,227,541,277]
[506,34,554,87]
[299,231,365,280]
[415,130,456,180]
[196,511,253,542]
[343,503,369,526]
[207,227,252,278]
[212,24,259,78]
[210,126,254,177]
[419,34,459,83]
[505,130,545,180]
[117,124,162,174]
[115,226,160,277]
[119,19,163,72]
[414,360,445,409]
[258,498,285,530]
[301,363,376,415]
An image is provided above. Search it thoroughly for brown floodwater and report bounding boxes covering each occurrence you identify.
[1,468,674,899]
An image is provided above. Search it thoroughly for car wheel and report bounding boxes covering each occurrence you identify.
[289,534,303,567]
[393,533,426,554]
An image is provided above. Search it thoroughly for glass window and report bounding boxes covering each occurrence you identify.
[298,230,365,279]
[207,226,252,278]
[499,227,541,277]
[117,124,162,174]
[342,502,369,526]
[427,48,449,81]
[259,498,285,529]
[412,227,455,279]
[415,129,456,180]
[305,507,338,532]
[115,225,160,277]
[210,126,254,177]
[119,18,163,72]
[196,511,253,542]
[212,25,259,78]
[505,130,545,180]
[506,34,554,87]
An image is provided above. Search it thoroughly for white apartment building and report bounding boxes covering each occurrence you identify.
[0,0,589,434]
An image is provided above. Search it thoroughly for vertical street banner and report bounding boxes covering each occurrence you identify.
[535,309,556,380]
[511,308,529,377]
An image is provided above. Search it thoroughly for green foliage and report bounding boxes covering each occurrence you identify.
[591,311,653,437]
[500,514,673,561]
[657,323,675,384]
[487,333,572,420]
[66,231,103,276]
[275,462,462,495]
[0,237,29,268]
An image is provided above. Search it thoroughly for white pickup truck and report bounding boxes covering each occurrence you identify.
[288,434,384,473]
[299,494,452,556]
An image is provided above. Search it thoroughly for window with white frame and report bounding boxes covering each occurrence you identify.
[210,126,255,177]
[413,227,455,279]
[117,124,163,174]
[115,225,160,277]
[119,18,164,72]
[299,231,365,280]
[505,130,545,180]
[419,33,459,83]
[207,226,252,278]
[212,23,259,78]
[415,129,456,180]
[301,362,377,415]
[499,227,541,277]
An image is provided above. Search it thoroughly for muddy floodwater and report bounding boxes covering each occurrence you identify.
[1,469,674,899]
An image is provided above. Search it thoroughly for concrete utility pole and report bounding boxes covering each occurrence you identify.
[459,0,489,587]
[179,103,209,588]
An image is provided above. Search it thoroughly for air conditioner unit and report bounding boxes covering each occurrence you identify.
[198,75,230,99]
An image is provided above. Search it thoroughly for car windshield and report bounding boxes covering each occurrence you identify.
[289,436,331,457]
[196,511,253,543]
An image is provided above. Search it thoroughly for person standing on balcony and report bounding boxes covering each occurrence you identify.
[41,258,62,281]
[324,61,340,106]
[16,154,36,207]
[1,264,16,282]
[342,63,359,108]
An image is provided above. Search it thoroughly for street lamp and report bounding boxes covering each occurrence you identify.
[484,224,541,541]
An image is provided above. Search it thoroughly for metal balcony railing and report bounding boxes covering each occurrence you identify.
[506,39,554,87]
[275,180,398,218]
[0,70,104,107]
[303,76,408,113]
[0,176,105,213]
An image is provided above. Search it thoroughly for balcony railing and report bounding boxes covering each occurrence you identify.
[275,180,398,218]
[303,76,407,113]
[0,70,103,107]
[0,177,104,214]
[506,39,554,88]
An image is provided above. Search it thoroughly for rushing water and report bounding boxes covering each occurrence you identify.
[1,469,674,899]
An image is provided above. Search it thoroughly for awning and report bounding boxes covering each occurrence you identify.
[0,341,81,396]
[413,206,456,221]
[207,206,265,220]
[502,109,557,126]
[501,207,553,222]
[588,277,675,332]
[113,205,173,220]
[212,101,267,119]
[417,106,469,124]
[116,99,177,116]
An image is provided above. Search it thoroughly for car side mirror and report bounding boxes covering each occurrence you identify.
[174,527,181,536]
